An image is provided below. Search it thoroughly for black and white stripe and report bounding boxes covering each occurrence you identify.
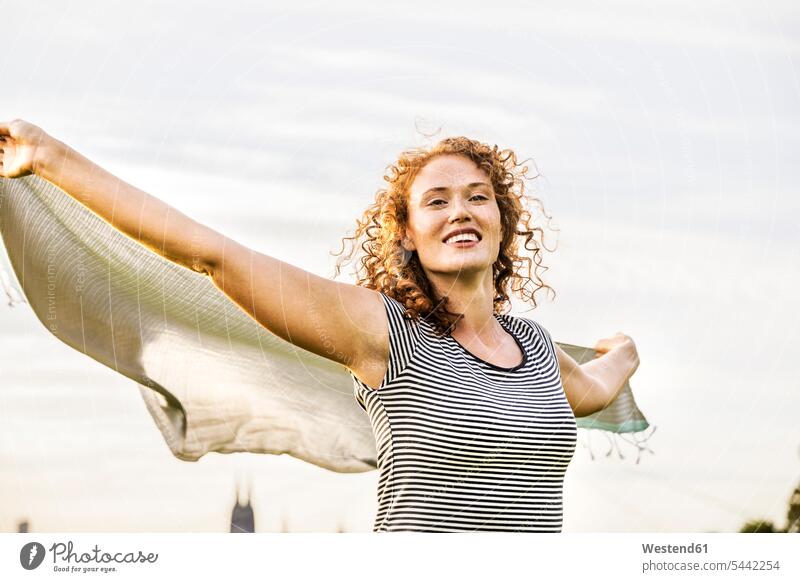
[351,293,578,532]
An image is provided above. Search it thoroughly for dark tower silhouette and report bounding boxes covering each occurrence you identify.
[230,474,255,533]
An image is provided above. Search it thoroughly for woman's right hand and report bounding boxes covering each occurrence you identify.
[0,119,53,179]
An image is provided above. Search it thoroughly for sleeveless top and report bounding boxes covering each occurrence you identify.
[349,293,578,532]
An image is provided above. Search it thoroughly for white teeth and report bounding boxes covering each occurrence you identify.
[445,232,479,244]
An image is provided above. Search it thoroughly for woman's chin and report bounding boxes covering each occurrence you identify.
[438,259,492,277]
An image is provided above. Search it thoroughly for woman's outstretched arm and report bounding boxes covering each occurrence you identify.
[0,119,389,383]
[0,119,221,276]
[556,335,640,417]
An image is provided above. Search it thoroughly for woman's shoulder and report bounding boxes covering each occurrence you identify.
[502,312,554,345]
[378,292,427,327]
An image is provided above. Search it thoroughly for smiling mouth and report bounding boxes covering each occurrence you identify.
[443,232,482,245]
[444,238,480,247]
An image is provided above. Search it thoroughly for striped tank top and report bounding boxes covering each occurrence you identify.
[350,293,578,532]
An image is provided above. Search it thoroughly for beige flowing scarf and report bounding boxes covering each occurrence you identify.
[0,175,655,471]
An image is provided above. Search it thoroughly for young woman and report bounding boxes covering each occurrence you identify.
[0,118,639,532]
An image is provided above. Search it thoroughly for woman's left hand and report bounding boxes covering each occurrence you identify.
[593,332,640,373]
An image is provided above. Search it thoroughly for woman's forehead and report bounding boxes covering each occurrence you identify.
[409,155,490,200]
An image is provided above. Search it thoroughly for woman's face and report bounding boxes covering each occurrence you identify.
[403,154,502,282]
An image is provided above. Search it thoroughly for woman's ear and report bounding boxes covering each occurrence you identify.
[401,236,416,252]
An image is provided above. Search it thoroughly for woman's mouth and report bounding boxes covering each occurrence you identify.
[443,231,481,247]
[445,239,479,248]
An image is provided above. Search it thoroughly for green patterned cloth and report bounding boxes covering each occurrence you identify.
[0,175,654,471]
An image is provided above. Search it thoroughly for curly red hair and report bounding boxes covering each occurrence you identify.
[331,136,558,337]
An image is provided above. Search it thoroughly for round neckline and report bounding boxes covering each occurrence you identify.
[447,315,528,372]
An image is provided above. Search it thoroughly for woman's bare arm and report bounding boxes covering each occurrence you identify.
[1,119,221,275]
[0,119,389,379]
[555,335,639,417]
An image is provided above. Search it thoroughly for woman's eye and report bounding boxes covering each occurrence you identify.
[428,194,488,206]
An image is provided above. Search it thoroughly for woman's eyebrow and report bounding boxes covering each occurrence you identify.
[421,182,492,197]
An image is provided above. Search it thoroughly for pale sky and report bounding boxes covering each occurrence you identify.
[1,0,798,532]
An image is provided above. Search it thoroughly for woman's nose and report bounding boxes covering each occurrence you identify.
[448,197,472,221]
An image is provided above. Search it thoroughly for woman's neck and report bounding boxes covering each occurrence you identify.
[429,270,502,341]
